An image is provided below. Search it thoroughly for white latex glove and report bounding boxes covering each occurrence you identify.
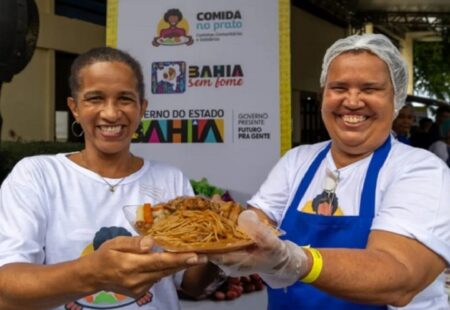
[208,210,308,288]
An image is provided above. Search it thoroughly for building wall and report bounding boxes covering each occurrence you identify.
[290,7,346,144]
[1,49,54,141]
[291,7,346,93]
[0,0,105,142]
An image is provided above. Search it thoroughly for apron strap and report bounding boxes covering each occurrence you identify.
[360,137,391,218]
[281,143,331,232]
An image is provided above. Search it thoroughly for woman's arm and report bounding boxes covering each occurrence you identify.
[0,236,206,309]
[0,260,95,310]
[252,205,448,306]
[209,210,447,307]
[313,230,446,306]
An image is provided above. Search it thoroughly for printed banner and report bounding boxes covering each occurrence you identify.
[108,0,290,201]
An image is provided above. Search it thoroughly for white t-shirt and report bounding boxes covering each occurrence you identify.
[429,140,449,164]
[249,138,450,310]
[0,153,194,310]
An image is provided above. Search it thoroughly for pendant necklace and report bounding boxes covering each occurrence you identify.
[81,151,131,193]
[99,175,127,192]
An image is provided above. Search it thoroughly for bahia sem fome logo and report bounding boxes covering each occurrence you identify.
[151,62,244,94]
[151,61,186,94]
[152,8,193,47]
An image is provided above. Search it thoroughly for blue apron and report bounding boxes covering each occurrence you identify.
[268,138,391,309]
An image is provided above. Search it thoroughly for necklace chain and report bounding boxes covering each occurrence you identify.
[98,175,127,192]
[81,151,131,193]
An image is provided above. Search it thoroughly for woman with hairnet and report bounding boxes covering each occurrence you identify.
[209,33,450,309]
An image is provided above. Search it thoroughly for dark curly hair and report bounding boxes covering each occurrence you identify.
[164,8,183,23]
[69,46,145,102]
[312,191,339,215]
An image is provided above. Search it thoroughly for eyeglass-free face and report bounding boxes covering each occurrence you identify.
[321,51,395,167]
[68,61,148,157]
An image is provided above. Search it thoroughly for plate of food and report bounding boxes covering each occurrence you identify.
[123,196,284,254]
[156,35,190,46]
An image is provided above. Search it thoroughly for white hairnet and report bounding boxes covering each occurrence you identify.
[319,33,408,116]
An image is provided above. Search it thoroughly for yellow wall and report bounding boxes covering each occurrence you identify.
[0,0,105,141]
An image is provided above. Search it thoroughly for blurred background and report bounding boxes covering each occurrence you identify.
[0,0,449,307]
[0,0,449,146]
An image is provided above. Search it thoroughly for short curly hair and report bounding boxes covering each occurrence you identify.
[164,8,183,23]
[69,46,145,102]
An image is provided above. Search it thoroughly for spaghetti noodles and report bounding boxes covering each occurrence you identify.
[137,196,251,248]
[149,209,250,247]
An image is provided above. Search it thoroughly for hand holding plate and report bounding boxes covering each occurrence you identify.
[208,210,308,288]
[84,234,207,299]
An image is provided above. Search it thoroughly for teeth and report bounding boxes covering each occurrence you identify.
[342,115,367,124]
[99,125,122,133]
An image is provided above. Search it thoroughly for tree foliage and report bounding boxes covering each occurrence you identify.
[413,29,450,101]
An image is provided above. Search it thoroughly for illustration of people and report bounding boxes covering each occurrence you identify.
[152,9,193,47]
[65,227,153,309]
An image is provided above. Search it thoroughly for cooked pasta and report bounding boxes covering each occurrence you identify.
[148,209,250,247]
[139,196,251,248]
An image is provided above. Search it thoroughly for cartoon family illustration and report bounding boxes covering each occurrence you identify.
[152,9,194,47]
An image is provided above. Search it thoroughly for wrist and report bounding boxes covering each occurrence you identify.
[74,255,102,295]
[299,247,313,279]
[299,247,323,284]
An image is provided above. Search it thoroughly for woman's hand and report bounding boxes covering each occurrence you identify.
[208,210,309,288]
[85,235,207,299]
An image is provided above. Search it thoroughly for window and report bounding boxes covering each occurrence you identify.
[55,0,106,26]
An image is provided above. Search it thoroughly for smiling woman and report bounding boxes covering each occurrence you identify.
[0,47,218,310]
[67,59,147,176]
[321,51,395,166]
[208,34,450,310]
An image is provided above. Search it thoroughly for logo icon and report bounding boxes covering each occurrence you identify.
[134,119,224,143]
[151,61,186,94]
[152,9,193,47]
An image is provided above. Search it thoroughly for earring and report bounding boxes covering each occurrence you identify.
[71,121,84,137]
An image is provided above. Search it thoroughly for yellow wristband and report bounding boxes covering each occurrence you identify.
[300,247,323,284]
